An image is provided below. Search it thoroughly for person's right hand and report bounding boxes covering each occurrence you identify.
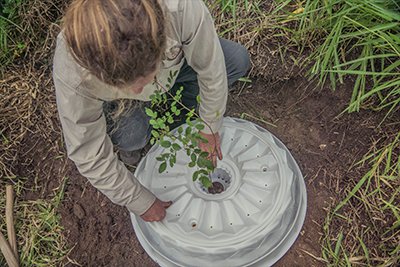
[140,198,172,222]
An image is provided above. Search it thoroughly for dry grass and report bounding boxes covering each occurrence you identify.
[0,64,63,180]
[0,180,70,266]
[208,0,308,80]
[1,0,67,182]
[1,0,70,265]
[322,131,400,266]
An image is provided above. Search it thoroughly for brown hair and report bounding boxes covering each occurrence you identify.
[63,0,166,87]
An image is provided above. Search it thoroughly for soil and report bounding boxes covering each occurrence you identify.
[208,181,225,194]
[56,74,395,267]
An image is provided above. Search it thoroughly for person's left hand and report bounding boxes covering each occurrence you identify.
[199,131,222,167]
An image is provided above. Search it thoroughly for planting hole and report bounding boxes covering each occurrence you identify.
[199,168,232,195]
[208,182,224,194]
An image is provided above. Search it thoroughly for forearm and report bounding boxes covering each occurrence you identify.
[181,0,228,134]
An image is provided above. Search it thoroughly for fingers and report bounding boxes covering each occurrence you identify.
[198,131,223,167]
[162,200,172,209]
[217,145,223,160]
[158,210,167,221]
[211,146,222,166]
[140,199,171,222]
[212,154,217,167]
[207,148,221,167]
[206,149,217,167]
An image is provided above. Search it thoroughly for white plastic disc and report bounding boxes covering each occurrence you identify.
[131,117,307,267]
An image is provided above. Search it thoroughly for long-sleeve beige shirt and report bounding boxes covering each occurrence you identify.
[53,0,228,215]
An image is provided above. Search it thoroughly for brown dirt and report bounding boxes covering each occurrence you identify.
[55,74,396,266]
[60,168,157,267]
[208,181,225,194]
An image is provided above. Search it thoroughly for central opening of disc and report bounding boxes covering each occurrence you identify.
[200,168,232,195]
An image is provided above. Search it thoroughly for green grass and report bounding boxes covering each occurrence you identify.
[211,0,399,116]
[0,0,63,69]
[284,0,400,116]
[0,0,25,67]
[212,0,264,18]
[208,0,265,36]
[0,178,70,267]
[322,133,400,266]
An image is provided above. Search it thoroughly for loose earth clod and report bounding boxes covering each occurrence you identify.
[208,182,224,194]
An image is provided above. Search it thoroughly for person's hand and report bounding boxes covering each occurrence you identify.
[199,131,223,167]
[140,198,172,222]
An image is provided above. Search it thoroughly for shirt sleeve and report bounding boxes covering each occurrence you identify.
[180,0,228,134]
[53,73,156,215]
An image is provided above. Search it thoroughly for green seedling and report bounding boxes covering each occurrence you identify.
[145,73,217,189]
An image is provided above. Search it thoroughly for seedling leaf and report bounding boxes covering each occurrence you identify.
[160,140,171,148]
[159,162,167,173]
